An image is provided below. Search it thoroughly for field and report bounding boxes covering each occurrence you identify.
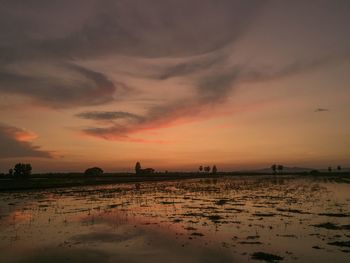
[0,174,349,262]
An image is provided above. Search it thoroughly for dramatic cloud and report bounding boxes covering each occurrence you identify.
[78,100,219,142]
[77,54,346,142]
[0,124,53,159]
[0,63,118,108]
[1,0,350,145]
[0,0,265,109]
[76,54,349,141]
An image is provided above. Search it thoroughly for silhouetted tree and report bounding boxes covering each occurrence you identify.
[212,165,217,175]
[13,163,32,178]
[328,166,332,172]
[84,167,103,176]
[271,164,277,174]
[337,165,342,172]
[135,162,141,175]
[8,169,13,176]
[277,165,284,174]
[204,166,211,173]
[199,165,203,172]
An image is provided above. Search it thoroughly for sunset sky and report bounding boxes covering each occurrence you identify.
[0,0,349,172]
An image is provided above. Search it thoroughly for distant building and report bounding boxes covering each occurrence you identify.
[141,168,155,174]
[135,162,155,175]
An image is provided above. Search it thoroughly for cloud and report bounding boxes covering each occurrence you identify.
[0,62,119,108]
[77,52,347,142]
[315,108,329,112]
[0,0,265,109]
[0,0,265,61]
[153,51,229,80]
[77,99,216,142]
[0,124,53,159]
[41,0,264,58]
[76,111,144,122]
[2,0,350,144]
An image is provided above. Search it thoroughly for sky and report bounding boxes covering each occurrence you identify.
[0,0,349,173]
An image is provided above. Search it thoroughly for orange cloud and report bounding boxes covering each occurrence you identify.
[0,124,54,159]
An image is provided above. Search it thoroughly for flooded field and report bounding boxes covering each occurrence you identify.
[0,175,349,263]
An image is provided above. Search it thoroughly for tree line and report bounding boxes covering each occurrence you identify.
[1,162,345,178]
[198,165,218,175]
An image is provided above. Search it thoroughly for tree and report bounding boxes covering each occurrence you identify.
[212,165,217,175]
[271,164,277,174]
[84,167,103,176]
[13,163,32,178]
[337,165,342,172]
[135,162,141,175]
[328,166,332,172]
[199,165,203,172]
[204,166,211,173]
[8,169,13,176]
[277,165,284,174]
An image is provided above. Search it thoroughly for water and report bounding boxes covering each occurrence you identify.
[0,176,349,262]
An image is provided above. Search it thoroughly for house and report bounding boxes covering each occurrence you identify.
[140,168,155,174]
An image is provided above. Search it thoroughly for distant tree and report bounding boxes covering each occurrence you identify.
[8,169,13,176]
[204,166,211,173]
[271,164,277,174]
[84,167,103,176]
[337,165,342,172]
[328,166,332,172]
[135,162,141,175]
[212,165,217,175]
[199,165,203,172]
[277,165,284,174]
[13,163,32,178]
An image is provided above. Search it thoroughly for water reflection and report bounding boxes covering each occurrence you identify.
[0,176,349,262]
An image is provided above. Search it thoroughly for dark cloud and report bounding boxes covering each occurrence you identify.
[76,111,144,121]
[0,124,53,159]
[0,0,265,109]
[0,63,117,108]
[40,0,265,58]
[240,53,350,84]
[152,50,229,80]
[0,0,265,60]
[79,100,208,141]
[315,108,329,112]
[196,70,241,103]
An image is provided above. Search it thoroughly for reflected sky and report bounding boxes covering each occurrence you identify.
[0,176,349,262]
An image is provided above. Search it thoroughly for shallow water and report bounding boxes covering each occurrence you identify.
[0,176,349,263]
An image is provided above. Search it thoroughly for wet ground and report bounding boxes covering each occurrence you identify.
[0,175,349,262]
